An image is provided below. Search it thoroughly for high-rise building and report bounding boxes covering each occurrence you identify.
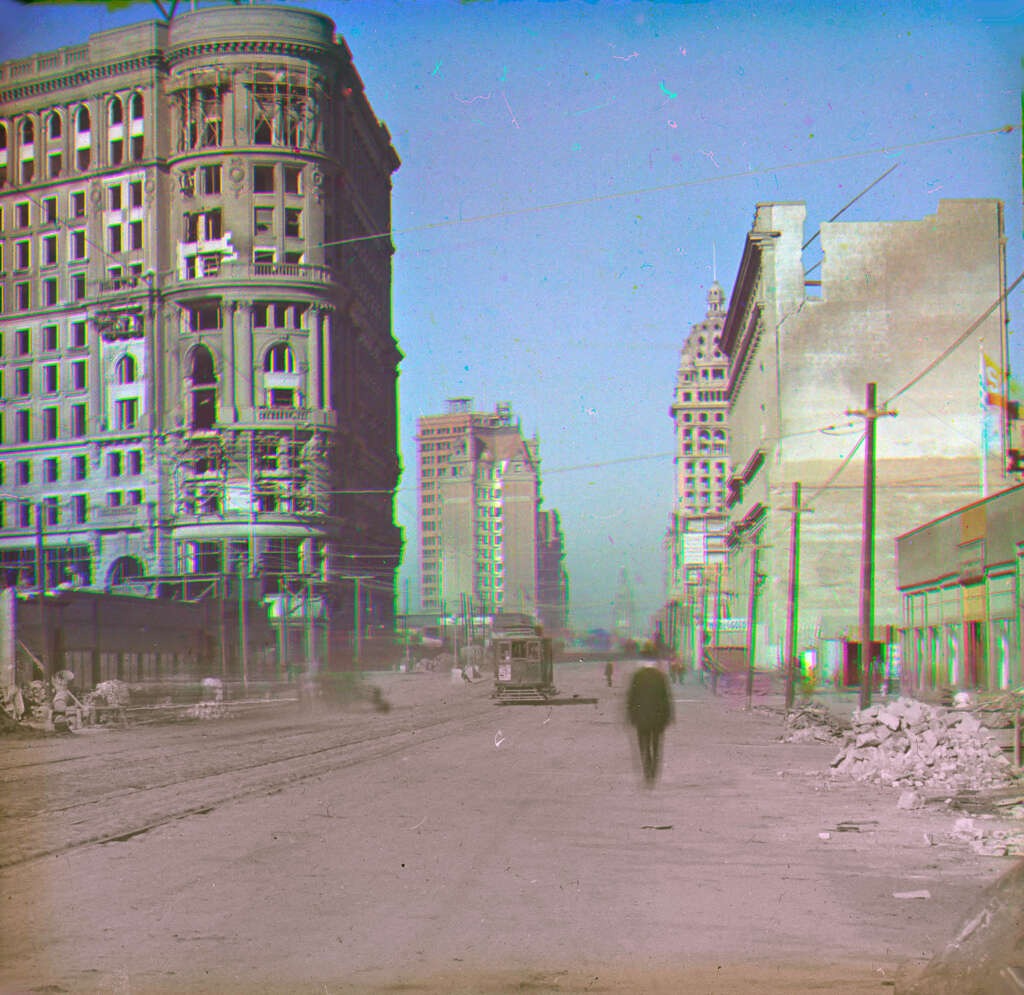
[665,283,730,656]
[0,6,402,637]
[537,508,568,633]
[417,399,563,620]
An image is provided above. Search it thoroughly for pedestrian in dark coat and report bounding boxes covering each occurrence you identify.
[626,665,673,784]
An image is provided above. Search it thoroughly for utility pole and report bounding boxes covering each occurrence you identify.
[353,576,362,667]
[277,574,287,681]
[238,564,248,690]
[35,502,50,679]
[744,541,761,711]
[847,383,897,709]
[782,482,811,711]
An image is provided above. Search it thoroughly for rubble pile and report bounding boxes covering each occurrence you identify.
[951,816,1024,858]
[830,697,1016,793]
[780,703,848,743]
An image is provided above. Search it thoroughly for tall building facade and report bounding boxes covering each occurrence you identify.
[720,199,1010,672]
[665,283,730,656]
[417,399,565,621]
[537,508,568,634]
[0,7,402,636]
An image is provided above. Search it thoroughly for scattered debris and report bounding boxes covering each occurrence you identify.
[779,702,848,743]
[829,697,1015,794]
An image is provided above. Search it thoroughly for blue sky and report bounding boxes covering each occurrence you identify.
[1,0,1021,629]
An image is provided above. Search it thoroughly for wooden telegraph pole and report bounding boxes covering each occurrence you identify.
[782,482,811,711]
[847,383,897,709]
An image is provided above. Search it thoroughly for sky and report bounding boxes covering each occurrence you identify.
[1,0,1021,631]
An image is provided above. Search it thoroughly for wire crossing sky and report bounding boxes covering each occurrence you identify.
[1,0,1020,629]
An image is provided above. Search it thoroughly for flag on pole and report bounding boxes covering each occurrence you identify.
[982,352,1007,408]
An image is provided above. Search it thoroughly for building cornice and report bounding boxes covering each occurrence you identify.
[719,236,762,356]
[0,52,163,105]
[165,39,331,67]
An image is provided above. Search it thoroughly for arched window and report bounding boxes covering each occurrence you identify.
[20,118,33,143]
[0,124,7,187]
[189,345,216,385]
[129,92,143,119]
[108,97,123,126]
[188,345,217,429]
[116,354,137,385]
[264,343,295,373]
[48,112,61,139]
[76,106,90,132]
[0,123,6,152]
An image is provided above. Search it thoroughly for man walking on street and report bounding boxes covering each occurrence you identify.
[626,664,673,784]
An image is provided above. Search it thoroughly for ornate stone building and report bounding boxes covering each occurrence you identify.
[0,6,402,646]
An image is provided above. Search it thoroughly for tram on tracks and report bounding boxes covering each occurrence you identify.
[489,621,556,702]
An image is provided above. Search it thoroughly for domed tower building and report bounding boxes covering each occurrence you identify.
[665,281,730,659]
[0,6,402,658]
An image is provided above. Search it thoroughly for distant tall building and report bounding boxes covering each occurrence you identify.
[416,399,565,619]
[0,6,402,637]
[613,567,637,640]
[537,508,568,633]
[665,283,730,654]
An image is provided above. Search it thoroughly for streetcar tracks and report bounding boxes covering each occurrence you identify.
[0,696,497,870]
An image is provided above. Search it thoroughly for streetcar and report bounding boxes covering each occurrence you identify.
[489,624,556,702]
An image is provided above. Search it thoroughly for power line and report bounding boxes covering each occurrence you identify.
[317,125,1015,250]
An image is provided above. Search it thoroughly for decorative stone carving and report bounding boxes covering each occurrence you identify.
[228,157,245,198]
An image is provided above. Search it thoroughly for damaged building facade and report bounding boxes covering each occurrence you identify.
[0,7,402,647]
[719,199,1012,685]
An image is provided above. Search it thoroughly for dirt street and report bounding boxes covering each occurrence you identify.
[0,662,1014,994]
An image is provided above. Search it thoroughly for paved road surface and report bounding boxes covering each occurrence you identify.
[0,662,1010,993]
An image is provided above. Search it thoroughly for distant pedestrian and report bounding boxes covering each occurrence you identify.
[626,665,673,784]
[604,661,614,687]
[669,660,685,685]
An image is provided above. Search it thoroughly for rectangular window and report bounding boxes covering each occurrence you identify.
[72,360,86,390]
[43,325,57,350]
[48,152,62,179]
[43,278,58,306]
[109,186,122,211]
[254,206,273,234]
[15,283,29,310]
[16,410,30,443]
[44,457,59,483]
[130,135,143,161]
[108,225,122,253]
[72,494,87,524]
[72,274,86,301]
[107,451,123,477]
[200,164,220,195]
[44,497,59,526]
[128,449,144,475]
[71,229,87,259]
[127,489,143,506]
[115,398,138,431]
[253,165,275,192]
[16,461,30,485]
[43,197,57,224]
[77,147,90,171]
[42,408,58,441]
[16,329,29,355]
[71,321,87,347]
[15,368,30,396]
[107,491,123,508]
[15,240,30,270]
[71,455,87,481]
[71,191,86,217]
[284,208,301,237]
[284,165,302,194]
[130,220,143,250]
[18,503,31,528]
[130,180,143,207]
[15,202,30,228]
[43,235,58,265]
[70,403,86,437]
[43,364,58,393]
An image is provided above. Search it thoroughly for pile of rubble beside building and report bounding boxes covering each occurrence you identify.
[829,697,1016,793]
